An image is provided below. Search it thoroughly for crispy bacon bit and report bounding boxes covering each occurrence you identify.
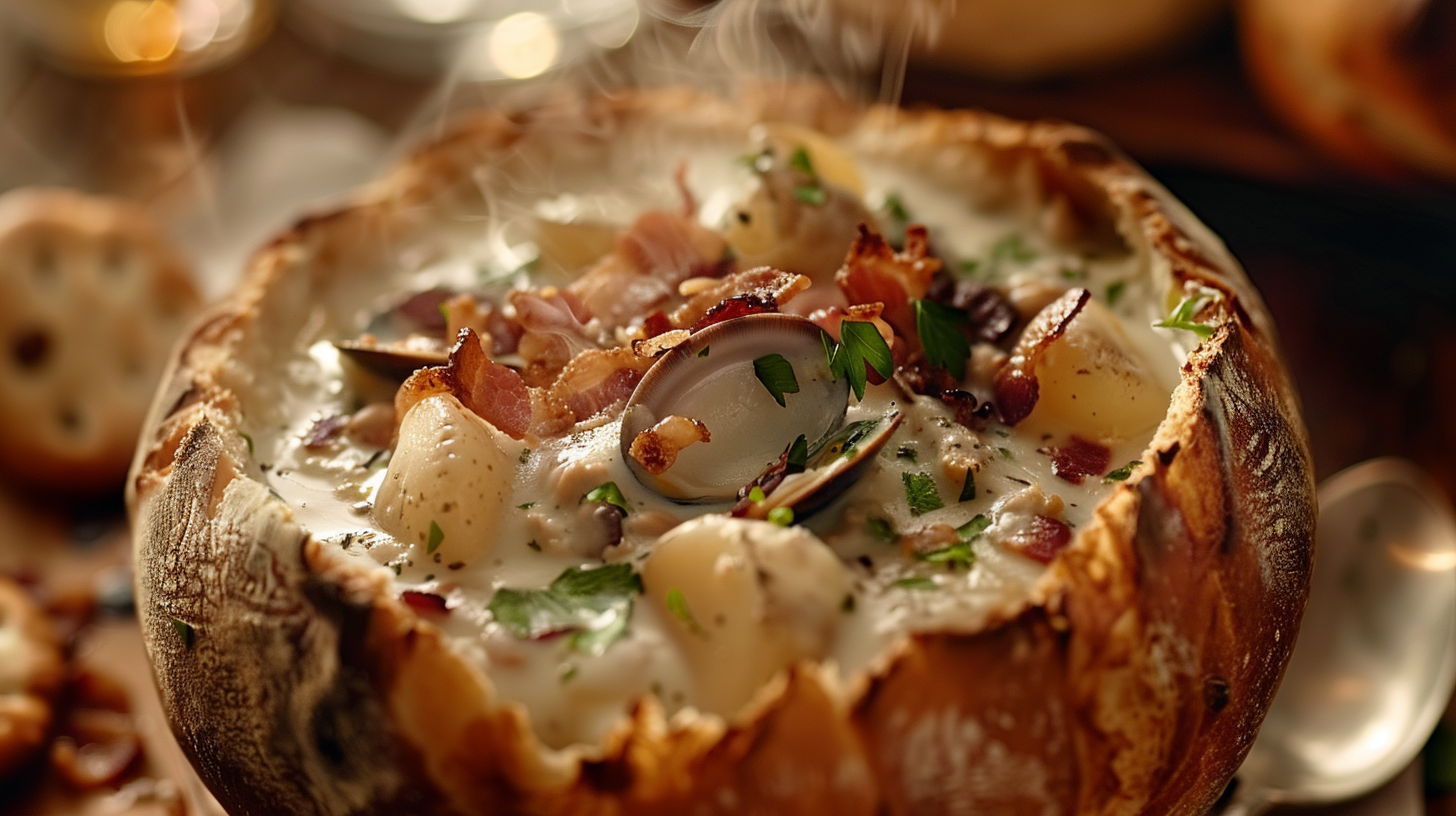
[950,281,1018,344]
[836,224,941,340]
[632,330,690,359]
[629,415,711,475]
[670,268,810,330]
[394,287,453,332]
[552,347,653,423]
[443,293,522,356]
[689,293,777,333]
[303,413,346,449]
[641,310,673,339]
[1048,436,1112,485]
[510,287,597,384]
[402,590,449,616]
[397,329,532,439]
[571,211,730,330]
[1008,515,1073,564]
[993,288,1091,425]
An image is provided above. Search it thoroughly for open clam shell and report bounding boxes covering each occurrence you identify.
[335,337,449,380]
[621,314,849,503]
[750,410,904,520]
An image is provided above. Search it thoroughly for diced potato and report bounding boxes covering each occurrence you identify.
[641,516,849,716]
[374,394,521,565]
[535,218,620,272]
[758,123,866,197]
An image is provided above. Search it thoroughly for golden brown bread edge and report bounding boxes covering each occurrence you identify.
[126,86,1315,816]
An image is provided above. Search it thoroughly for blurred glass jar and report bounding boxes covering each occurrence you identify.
[1,0,275,76]
[286,0,640,79]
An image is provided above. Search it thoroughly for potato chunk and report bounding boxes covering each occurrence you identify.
[641,516,849,716]
[375,394,521,566]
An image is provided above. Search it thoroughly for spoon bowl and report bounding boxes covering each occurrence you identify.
[1229,458,1456,813]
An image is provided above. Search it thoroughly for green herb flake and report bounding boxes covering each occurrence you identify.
[883,192,910,223]
[1105,280,1127,307]
[171,618,195,649]
[793,184,827,206]
[753,353,801,407]
[957,514,992,539]
[920,541,974,570]
[867,516,897,543]
[748,485,767,503]
[991,234,1035,264]
[1154,287,1220,339]
[896,444,917,462]
[560,664,579,683]
[893,576,937,591]
[957,258,982,277]
[786,434,809,470]
[738,149,773,174]
[913,299,971,379]
[1103,460,1143,483]
[697,345,710,358]
[1060,267,1083,281]
[902,471,944,516]
[518,502,536,510]
[829,320,894,401]
[767,506,795,527]
[958,470,976,502]
[841,594,857,613]
[585,481,630,515]
[998,446,1014,460]
[486,563,644,656]
[788,146,816,177]
[518,447,532,465]
[239,432,254,456]
[666,588,709,638]
[426,520,444,554]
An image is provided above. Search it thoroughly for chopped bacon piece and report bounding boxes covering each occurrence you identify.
[397,329,532,439]
[394,287,453,332]
[570,210,730,330]
[641,310,673,338]
[1008,515,1073,564]
[629,415,711,475]
[951,281,1018,345]
[835,224,940,341]
[631,330,690,359]
[993,288,1091,425]
[551,347,654,424]
[1048,436,1112,485]
[668,268,810,332]
[402,590,449,616]
[689,293,777,333]
[510,287,597,384]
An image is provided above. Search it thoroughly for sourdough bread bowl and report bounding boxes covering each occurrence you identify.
[126,85,1315,815]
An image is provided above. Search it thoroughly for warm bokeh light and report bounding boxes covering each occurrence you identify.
[103,0,181,63]
[488,11,560,79]
[585,2,638,50]
[395,0,475,24]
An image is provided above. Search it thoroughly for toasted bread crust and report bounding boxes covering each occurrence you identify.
[129,85,1314,815]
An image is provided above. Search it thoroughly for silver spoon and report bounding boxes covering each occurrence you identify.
[1223,458,1456,815]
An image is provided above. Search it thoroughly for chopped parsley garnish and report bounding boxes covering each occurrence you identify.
[997,446,1014,460]
[913,299,971,379]
[893,576,936,590]
[958,470,976,502]
[1154,286,1220,339]
[666,588,709,638]
[883,192,910,223]
[487,563,643,656]
[767,506,795,527]
[239,432,254,456]
[748,485,767,503]
[793,185,827,206]
[753,353,800,407]
[585,481,630,515]
[560,664,579,683]
[526,540,542,552]
[902,471,944,516]
[1103,460,1142,483]
[697,345,710,358]
[788,146,816,177]
[867,516,897,542]
[518,447,532,464]
[825,320,894,400]
[738,149,772,174]
[896,444,917,462]
[920,514,990,571]
[786,434,809,469]
[1060,267,1084,280]
[958,258,982,277]
[1106,280,1127,307]
[171,618,195,649]
[991,234,1035,264]
[427,520,444,554]
[957,514,992,539]
[517,502,536,510]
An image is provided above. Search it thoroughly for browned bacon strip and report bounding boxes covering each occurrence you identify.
[835,224,940,341]
[992,288,1090,425]
[396,329,532,439]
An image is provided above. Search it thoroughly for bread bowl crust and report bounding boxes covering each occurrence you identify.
[127,85,1315,816]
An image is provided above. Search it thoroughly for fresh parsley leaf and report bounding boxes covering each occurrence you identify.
[753,353,800,407]
[958,258,982,277]
[171,618,195,649]
[748,485,767,503]
[560,664,579,682]
[867,516,897,542]
[239,432,254,456]
[518,447,532,464]
[957,514,992,539]
[788,146,817,177]
[830,320,894,401]
[958,470,976,502]
[487,564,643,656]
[883,192,910,223]
[1060,267,1084,280]
[914,299,971,379]
[786,434,809,470]
[920,541,974,570]
[697,345,710,358]
[902,471,944,516]
[893,576,936,590]
[997,446,1014,460]
[1103,460,1142,483]
[585,482,630,515]
[1154,287,1219,339]
[991,234,1035,264]
[666,588,709,638]
[427,520,444,554]
[794,184,826,206]
[896,444,917,462]
[517,502,536,510]
[767,506,795,527]
[1105,280,1127,307]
